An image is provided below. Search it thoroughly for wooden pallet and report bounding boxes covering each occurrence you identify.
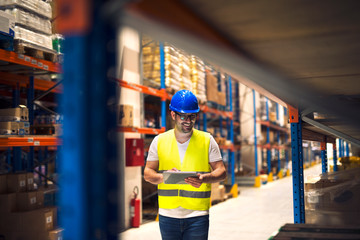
[271,223,360,240]
[14,40,58,63]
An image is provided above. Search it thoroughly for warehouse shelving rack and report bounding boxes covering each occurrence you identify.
[54,1,360,238]
[118,55,237,182]
[140,40,236,180]
[251,92,291,185]
[287,105,352,223]
[0,47,62,175]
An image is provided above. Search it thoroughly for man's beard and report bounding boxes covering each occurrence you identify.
[177,122,194,133]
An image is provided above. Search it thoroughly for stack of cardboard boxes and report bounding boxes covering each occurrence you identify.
[118,104,134,127]
[210,182,226,204]
[205,70,226,108]
[31,114,63,136]
[0,105,29,135]
[0,172,62,240]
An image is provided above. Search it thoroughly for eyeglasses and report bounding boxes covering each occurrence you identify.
[175,112,197,121]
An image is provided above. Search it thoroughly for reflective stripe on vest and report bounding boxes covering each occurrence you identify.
[157,129,211,211]
[158,189,211,198]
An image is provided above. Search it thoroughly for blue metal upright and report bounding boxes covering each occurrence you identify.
[338,139,343,158]
[227,76,235,185]
[333,143,338,172]
[266,97,271,174]
[59,1,118,239]
[321,141,327,173]
[289,106,305,223]
[12,84,22,171]
[27,77,34,172]
[234,82,241,172]
[345,142,350,157]
[253,90,258,176]
[203,113,207,131]
[159,42,166,128]
[284,107,289,169]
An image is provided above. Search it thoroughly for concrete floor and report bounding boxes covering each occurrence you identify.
[120,164,322,240]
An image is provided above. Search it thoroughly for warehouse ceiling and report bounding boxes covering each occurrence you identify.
[117,0,360,146]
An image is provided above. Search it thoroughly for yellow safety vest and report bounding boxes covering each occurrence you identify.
[157,129,211,211]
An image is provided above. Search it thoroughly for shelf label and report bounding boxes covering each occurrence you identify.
[38,62,43,67]
[25,56,31,62]
[18,54,24,59]
[31,59,37,65]
[27,138,34,143]
[44,65,49,70]
[34,141,40,146]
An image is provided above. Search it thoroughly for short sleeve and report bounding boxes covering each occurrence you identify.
[146,136,159,162]
[209,135,223,162]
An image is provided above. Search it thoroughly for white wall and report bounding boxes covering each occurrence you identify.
[117,27,142,231]
[239,83,261,174]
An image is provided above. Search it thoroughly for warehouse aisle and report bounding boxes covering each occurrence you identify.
[120,164,322,240]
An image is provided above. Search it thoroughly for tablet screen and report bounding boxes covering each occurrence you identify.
[162,171,198,184]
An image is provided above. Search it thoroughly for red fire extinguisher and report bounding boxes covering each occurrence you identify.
[131,186,140,228]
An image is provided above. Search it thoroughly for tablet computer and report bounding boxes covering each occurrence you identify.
[162,171,198,184]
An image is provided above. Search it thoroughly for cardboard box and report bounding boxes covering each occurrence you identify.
[16,190,43,211]
[0,174,6,193]
[0,107,21,121]
[21,106,29,121]
[269,112,277,122]
[16,191,38,211]
[206,73,219,103]
[118,105,133,127]
[0,121,19,135]
[218,92,227,106]
[48,206,58,228]
[49,228,64,240]
[211,182,226,203]
[0,231,49,240]
[27,172,35,191]
[7,172,27,192]
[2,208,53,232]
[0,193,16,212]
[18,121,30,135]
[0,106,28,122]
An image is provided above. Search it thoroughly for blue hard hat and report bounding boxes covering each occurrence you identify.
[169,90,200,113]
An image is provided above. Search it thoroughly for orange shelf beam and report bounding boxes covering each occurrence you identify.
[0,49,61,73]
[219,144,234,151]
[117,126,166,135]
[119,80,233,118]
[200,105,233,119]
[118,79,170,100]
[259,120,289,133]
[0,136,62,147]
[0,71,62,93]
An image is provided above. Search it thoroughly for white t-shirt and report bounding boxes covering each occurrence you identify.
[146,133,223,218]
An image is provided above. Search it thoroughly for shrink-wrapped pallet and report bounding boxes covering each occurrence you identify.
[14,26,52,49]
[304,167,360,226]
[190,55,206,103]
[164,45,181,92]
[142,39,182,92]
[0,0,52,19]
[179,52,192,91]
[4,8,51,35]
[0,0,54,53]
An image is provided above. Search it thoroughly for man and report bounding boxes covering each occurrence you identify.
[144,89,227,240]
